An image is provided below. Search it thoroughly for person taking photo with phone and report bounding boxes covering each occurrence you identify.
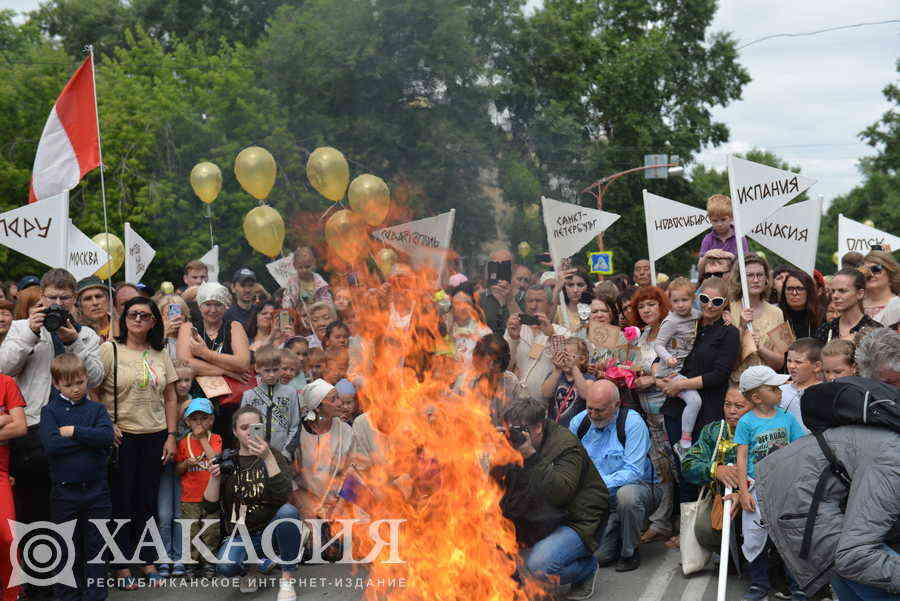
[505,285,569,401]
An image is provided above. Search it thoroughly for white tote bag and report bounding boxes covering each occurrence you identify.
[680,492,713,576]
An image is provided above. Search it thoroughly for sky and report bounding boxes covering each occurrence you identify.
[3,0,898,204]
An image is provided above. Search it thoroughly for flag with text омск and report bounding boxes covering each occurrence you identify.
[837,214,900,262]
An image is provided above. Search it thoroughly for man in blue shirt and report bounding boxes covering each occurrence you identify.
[570,379,659,573]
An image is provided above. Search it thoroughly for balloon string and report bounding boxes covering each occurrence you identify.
[207,204,215,247]
[319,201,346,223]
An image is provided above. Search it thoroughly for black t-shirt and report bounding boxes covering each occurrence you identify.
[224,303,255,332]
[814,314,882,344]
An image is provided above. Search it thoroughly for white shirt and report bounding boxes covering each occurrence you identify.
[779,382,810,435]
[504,323,569,401]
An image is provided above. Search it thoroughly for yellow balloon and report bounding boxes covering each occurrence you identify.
[348,174,391,227]
[92,233,124,280]
[160,282,175,295]
[325,210,367,264]
[656,273,669,283]
[189,162,222,204]
[517,241,532,258]
[242,205,285,258]
[375,248,397,277]
[833,251,840,265]
[235,146,277,200]
[307,147,350,202]
[863,219,875,227]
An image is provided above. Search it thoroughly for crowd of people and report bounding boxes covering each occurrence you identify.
[0,193,896,601]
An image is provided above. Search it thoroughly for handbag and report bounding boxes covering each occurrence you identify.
[680,496,712,575]
[108,342,120,472]
[694,421,726,551]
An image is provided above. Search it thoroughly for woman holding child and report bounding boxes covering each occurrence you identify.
[98,296,179,587]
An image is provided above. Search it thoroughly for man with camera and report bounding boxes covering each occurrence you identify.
[493,396,608,600]
[0,269,104,542]
[505,284,569,401]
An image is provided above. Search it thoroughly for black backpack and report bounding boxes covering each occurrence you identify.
[575,407,629,446]
[797,377,899,560]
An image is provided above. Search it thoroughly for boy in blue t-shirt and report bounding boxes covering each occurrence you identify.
[734,366,806,601]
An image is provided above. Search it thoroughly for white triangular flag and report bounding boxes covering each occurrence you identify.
[837,214,900,261]
[728,156,817,230]
[541,196,619,269]
[266,253,296,289]
[642,190,710,261]
[65,221,108,281]
[0,192,68,268]
[199,245,220,283]
[371,209,456,277]
[124,222,155,284]
[747,198,822,275]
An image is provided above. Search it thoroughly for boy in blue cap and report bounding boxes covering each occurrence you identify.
[174,398,221,577]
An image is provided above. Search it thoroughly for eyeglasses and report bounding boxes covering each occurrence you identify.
[867,264,884,276]
[701,271,726,281]
[746,272,767,280]
[785,286,806,296]
[699,294,727,307]
[126,311,155,322]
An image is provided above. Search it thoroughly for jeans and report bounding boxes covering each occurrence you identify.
[831,576,897,601]
[663,412,698,503]
[596,482,661,562]
[157,462,181,565]
[522,525,596,587]
[216,504,301,576]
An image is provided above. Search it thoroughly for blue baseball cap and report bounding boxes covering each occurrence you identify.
[182,398,214,418]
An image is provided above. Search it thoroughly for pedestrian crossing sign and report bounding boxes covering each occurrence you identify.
[588,251,613,275]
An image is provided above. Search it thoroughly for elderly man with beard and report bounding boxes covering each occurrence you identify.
[570,379,658,573]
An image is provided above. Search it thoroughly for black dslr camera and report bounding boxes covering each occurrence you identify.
[43,305,72,332]
[213,448,239,476]
[506,425,529,447]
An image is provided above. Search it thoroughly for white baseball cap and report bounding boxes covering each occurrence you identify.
[739,365,790,393]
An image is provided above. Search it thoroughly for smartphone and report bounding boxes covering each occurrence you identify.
[249,423,265,440]
[277,311,293,330]
[487,260,512,285]
[870,244,883,251]
[167,303,181,320]
[548,335,566,356]
[519,313,540,326]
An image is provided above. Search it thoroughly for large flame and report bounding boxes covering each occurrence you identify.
[327,250,539,600]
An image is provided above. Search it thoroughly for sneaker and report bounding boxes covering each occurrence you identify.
[614,549,640,572]
[239,574,259,594]
[596,555,618,568]
[277,578,296,601]
[740,586,770,601]
[773,592,791,600]
[566,568,599,600]
[258,558,276,575]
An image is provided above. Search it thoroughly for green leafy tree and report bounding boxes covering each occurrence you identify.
[818,60,900,270]
[495,0,750,275]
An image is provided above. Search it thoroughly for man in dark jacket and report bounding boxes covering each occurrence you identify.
[494,396,609,600]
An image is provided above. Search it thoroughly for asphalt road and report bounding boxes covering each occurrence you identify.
[107,541,748,601]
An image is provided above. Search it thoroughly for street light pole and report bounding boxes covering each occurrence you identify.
[581,162,682,250]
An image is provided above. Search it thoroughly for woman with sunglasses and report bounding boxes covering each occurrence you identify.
[862,250,900,322]
[728,254,785,374]
[98,297,179,588]
[658,277,740,474]
[815,269,883,343]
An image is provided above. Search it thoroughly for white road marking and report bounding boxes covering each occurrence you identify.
[680,571,713,601]
[636,552,681,601]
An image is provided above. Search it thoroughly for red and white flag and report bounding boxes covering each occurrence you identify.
[29,55,100,202]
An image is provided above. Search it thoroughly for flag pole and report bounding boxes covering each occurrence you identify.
[88,45,115,327]
[727,155,753,331]
[207,204,215,247]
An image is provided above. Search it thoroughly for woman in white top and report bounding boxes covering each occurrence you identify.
[862,250,900,321]
[292,379,352,520]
